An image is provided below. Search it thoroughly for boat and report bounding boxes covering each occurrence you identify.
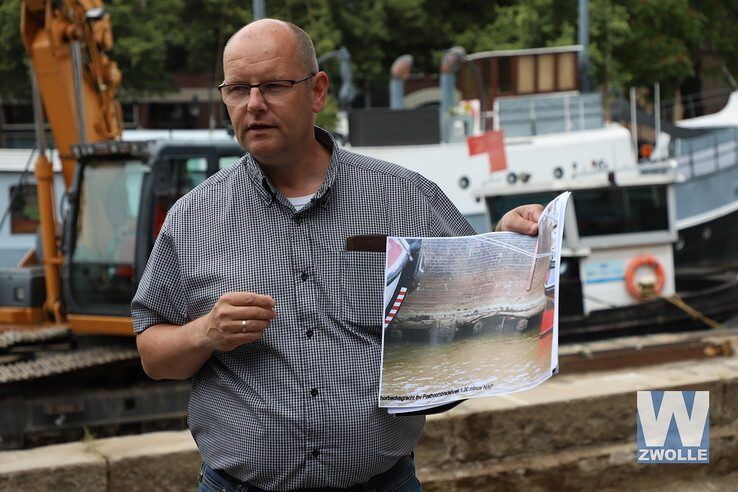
[347,46,635,235]
[347,43,738,277]
[668,94,738,271]
[344,45,738,341]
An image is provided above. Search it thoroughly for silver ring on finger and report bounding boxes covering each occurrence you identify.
[241,319,247,333]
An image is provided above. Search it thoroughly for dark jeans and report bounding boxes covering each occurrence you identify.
[197,456,421,492]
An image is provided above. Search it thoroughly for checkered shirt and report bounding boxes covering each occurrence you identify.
[131,127,474,490]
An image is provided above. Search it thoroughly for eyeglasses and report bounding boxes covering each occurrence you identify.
[218,73,316,106]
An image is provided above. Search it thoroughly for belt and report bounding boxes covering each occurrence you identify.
[206,455,414,492]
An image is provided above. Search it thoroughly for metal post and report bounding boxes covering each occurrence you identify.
[389,54,413,110]
[654,82,660,153]
[463,59,487,131]
[492,100,500,131]
[440,72,456,141]
[630,87,638,159]
[579,96,585,130]
[31,71,46,154]
[318,47,357,111]
[253,0,266,20]
[439,47,465,142]
[31,70,63,322]
[389,79,404,109]
[71,41,87,144]
[578,0,592,92]
[528,100,536,135]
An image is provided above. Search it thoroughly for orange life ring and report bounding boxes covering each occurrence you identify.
[625,254,666,300]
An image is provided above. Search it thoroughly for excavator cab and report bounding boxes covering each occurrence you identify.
[62,140,243,324]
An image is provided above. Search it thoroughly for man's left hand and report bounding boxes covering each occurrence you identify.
[495,204,544,236]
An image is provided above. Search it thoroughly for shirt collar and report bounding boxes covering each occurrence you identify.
[244,126,339,210]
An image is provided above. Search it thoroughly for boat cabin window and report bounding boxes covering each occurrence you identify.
[574,185,668,237]
[537,55,556,92]
[498,57,512,93]
[557,53,577,90]
[486,185,669,239]
[8,184,39,234]
[517,56,536,93]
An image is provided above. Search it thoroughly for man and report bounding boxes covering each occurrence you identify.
[132,19,542,491]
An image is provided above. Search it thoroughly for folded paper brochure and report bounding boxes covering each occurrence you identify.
[379,192,570,414]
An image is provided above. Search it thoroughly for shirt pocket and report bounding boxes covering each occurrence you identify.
[340,250,385,331]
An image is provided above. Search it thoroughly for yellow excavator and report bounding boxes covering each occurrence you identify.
[0,1,242,449]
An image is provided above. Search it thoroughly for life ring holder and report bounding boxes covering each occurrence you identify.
[624,254,666,300]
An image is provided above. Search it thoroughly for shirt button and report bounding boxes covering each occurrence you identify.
[310,388,319,397]
[300,271,309,282]
[293,215,301,224]
[312,449,320,458]
[306,329,314,338]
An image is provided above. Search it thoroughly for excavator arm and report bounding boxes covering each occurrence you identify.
[16,0,123,323]
[21,0,123,186]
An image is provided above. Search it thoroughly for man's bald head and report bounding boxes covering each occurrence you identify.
[224,19,318,74]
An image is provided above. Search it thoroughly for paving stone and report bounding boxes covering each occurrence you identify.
[0,441,106,491]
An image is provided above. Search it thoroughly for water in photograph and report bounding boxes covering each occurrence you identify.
[381,329,553,407]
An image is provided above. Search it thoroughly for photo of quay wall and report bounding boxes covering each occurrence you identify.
[380,229,558,407]
[387,231,552,343]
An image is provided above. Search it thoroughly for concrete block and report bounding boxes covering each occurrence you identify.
[0,441,106,491]
[93,431,200,492]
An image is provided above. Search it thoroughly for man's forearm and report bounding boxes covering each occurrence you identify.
[136,317,213,380]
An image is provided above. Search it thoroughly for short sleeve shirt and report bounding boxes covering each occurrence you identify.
[131,127,475,489]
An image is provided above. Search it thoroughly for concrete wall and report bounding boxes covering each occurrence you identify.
[399,235,548,319]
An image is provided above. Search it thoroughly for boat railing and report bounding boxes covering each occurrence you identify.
[660,87,733,121]
[492,92,604,138]
[672,127,738,179]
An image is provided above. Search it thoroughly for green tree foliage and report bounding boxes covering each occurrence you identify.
[588,0,633,95]
[0,0,735,108]
[691,0,738,83]
[0,0,30,101]
[454,0,575,52]
[107,0,184,96]
[606,0,703,98]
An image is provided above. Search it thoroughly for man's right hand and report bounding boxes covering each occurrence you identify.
[200,292,277,352]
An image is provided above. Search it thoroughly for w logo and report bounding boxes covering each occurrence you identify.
[636,391,709,463]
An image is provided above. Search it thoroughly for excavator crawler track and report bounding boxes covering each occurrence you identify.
[0,345,139,384]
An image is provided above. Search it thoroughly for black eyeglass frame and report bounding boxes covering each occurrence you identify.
[217,72,317,103]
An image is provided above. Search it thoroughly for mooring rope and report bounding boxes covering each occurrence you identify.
[663,294,727,330]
